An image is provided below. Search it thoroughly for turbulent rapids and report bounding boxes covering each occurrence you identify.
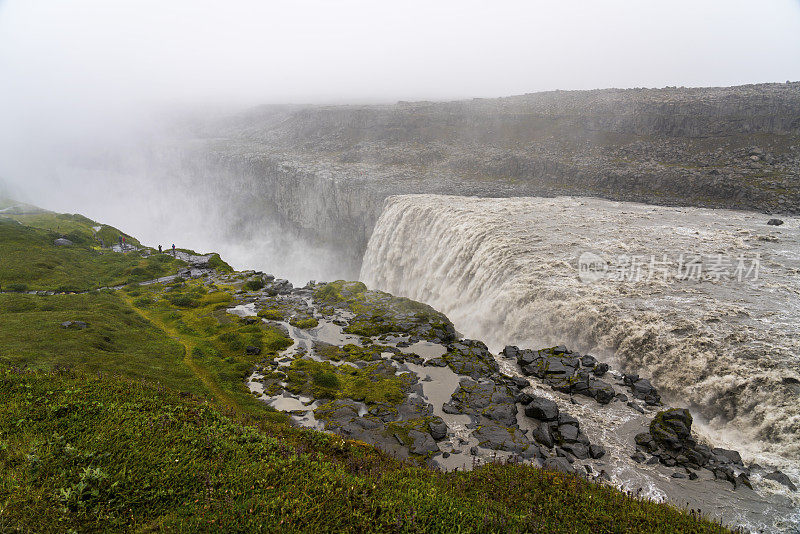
[361,194,800,467]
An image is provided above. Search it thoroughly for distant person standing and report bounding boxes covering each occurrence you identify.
[118,235,122,248]
[158,245,162,253]
[172,244,176,256]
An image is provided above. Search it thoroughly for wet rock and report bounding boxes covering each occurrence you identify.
[443,340,499,379]
[589,444,606,459]
[563,442,590,460]
[510,376,530,389]
[441,403,461,415]
[712,447,743,466]
[557,423,579,443]
[635,408,749,488]
[446,377,518,426]
[515,392,534,405]
[627,401,645,414]
[764,470,797,491]
[735,473,753,490]
[542,457,575,475]
[524,397,559,421]
[672,472,687,479]
[767,218,784,226]
[592,362,609,377]
[396,395,433,420]
[688,471,699,480]
[407,429,439,455]
[473,421,531,453]
[529,421,555,448]
[428,417,448,441]
[631,451,647,463]
[650,408,692,449]
[624,374,662,405]
[587,381,616,404]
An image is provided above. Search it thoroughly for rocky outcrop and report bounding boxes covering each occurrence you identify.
[634,408,753,489]
[505,345,618,405]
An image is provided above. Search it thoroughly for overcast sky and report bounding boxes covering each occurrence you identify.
[0,0,798,276]
[1,0,799,110]
[0,0,799,167]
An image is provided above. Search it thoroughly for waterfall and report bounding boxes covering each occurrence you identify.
[361,194,800,463]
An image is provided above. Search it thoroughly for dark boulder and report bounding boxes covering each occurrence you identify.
[473,422,530,454]
[589,444,606,459]
[428,417,448,441]
[712,447,743,466]
[592,362,609,377]
[562,442,589,460]
[765,470,797,491]
[407,429,439,456]
[542,457,575,475]
[529,421,555,448]
[524,397,559,421]
[245,346,262,355]
[767,218,784,226]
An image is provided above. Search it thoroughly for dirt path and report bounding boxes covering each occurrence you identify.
[119,292,243,414]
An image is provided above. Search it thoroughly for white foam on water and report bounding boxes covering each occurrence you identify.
[361,194,800,530]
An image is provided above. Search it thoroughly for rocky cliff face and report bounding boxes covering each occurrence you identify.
[182,82,800,270]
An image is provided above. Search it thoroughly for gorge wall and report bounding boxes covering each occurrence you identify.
[179,82,800,278]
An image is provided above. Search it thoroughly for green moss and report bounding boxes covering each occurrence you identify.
[314,281,455,341]
[257,308,284,321]
[244,279,265,291]
[290,316,319,329]
[314,343,392,363]
[207,253,233,273]
[284,359,410,405]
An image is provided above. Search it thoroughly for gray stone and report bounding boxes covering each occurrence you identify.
[764,470,797,491]
[557,423,579,443]
[408,429,439,455]
[473,422,530,453]
[524,397,559,421]
[530,421,555,448]
[428,418,448,441]
[53,238,74,246]
[589,444,606,459]
[542,457,575,475]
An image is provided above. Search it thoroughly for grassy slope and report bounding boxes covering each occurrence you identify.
[0,207,731,533]
[0,292,205,395]
[0,217,185,292]
[0,368,729,533]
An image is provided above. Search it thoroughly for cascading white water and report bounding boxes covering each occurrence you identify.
[360,194,800,467]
